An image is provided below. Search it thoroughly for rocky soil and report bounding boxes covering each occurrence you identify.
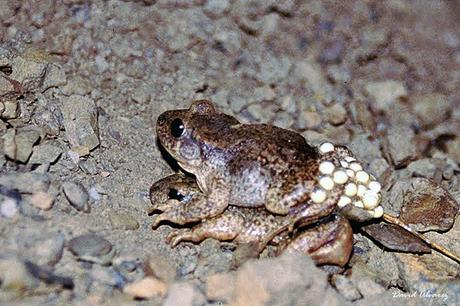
[0,1,459,305]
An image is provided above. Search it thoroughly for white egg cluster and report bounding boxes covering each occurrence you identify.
[311,142,384,218]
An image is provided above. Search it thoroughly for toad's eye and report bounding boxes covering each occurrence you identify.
[168,188,185,201]
[170,118,185,138]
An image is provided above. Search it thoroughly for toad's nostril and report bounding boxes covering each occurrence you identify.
[157,113,167,125]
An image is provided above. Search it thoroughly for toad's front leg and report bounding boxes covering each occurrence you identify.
[152,178,231,227]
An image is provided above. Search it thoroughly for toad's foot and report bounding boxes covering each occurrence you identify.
[280,215,353,267]
[165,211,245,247]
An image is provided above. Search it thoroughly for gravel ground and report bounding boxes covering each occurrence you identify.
[0,1,459,305]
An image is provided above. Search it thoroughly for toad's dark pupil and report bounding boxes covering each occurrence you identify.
[170,118,185,138]
[168,188,185,201]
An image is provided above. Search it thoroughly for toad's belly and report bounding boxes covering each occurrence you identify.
[228,165,271,207]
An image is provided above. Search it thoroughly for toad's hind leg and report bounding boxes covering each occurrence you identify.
[166,210,245,247]
[280,216,353,267]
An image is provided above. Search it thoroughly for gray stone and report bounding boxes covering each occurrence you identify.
[369,158,390,179]
[297,111,321,130]
[253,85,276,102]
[446,139,460,163]
[0,197,18,218]
[42,63,66,90]
[62,182,90,212]
[9,52,48,92]
[228,94,247,113]
[364,80,407,113]
[386,126,417,167]
[348,134,382,162]
[294,60,329,97]
[60,95,99,151]
[230,253,329,306]
[213,29,242,54]
[0,74,16,99]
[261,13,280,37]
[0,257,39,292]
[108,211,140,230]
[258,55,291,85]
[272,112,294,129]
[68,234,112,257]
[406,158,438,179]
[163,281,206,306]
[0,172,50,194]
[146,254,177,284]
[320,40,345,64]
[90,266,124,287]
[79,158,98,175]
[349,263,387,298]
[61,75,92,96]
[194,239,233,279]
[205,272,235,303]
[412,93,450,128]
[28,143,63,165]
[382,178,411,215]
[325,103,348,125]
[19,231,64,267]
[331,274,361,301]
[28,191,55,210]
[3,128,41,163]
[246,103,276,123]
[0,100,19,119]
[204,0,230,17]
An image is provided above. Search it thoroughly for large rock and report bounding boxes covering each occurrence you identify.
[229,253,347,306]
[364,80,407,113]
[412,93,451,128]
[60,95,99,151]
[386,126,417,167]
[3,128,41,163]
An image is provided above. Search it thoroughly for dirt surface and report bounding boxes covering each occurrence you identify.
[0,1,459,305]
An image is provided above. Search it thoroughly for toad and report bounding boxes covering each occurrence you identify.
[150,173,353,266]
[149,100,385,266]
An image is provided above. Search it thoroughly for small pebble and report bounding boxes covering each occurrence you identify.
[354,201,364,208]
[68,234,112,257]
[1,198,18,218]
[123,277,168,299]
[29,191,54,210]
[63,182,90,212]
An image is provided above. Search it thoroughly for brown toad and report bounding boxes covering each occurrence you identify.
[150,100,384,266]
[150,173,353,266]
